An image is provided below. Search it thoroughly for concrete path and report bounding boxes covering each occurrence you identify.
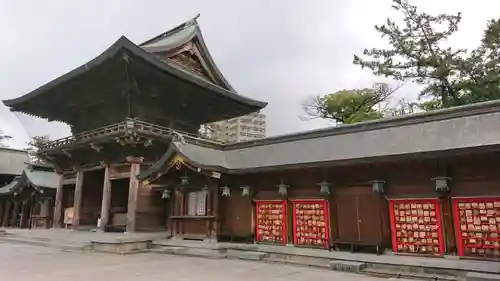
[0,242,389,281]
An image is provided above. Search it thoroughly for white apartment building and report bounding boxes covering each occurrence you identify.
[204,112,266,143]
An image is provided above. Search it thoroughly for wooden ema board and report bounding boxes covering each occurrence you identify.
[452,197,500,258]
[389,198,445,255]
[255,200,287,245]
[292,199,330,248]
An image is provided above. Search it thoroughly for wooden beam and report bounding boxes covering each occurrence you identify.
[71,170,84,229]
[52,174,64,228]
[99,166,112,231]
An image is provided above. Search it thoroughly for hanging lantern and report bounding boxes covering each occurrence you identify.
[180,172,189,186]
[431,176,451,192]
[240,186,251,196]
[371,180,385,194]
[221,185,231,196]
[318,181,331,194]
[161,189,171,199]
[277,179,289,196]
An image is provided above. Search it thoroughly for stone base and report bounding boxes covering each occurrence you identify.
[329,261,366,273]
[90,240,152,254]
[226,250,268,261]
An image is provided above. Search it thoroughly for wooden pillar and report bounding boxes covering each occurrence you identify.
[167,191,175,235]
[0,200,3,226]
[19,200,28,228]
[2,200,11,227]
[205,186,212,239]
[52,174,64,228]
[212,184,219,239]
[99,166,112,232]
[72,170,84,230]
[179,189,185,235]
[41,199,50,217]
[172,190,180,236]
[126,157,143,232]
[41,198,51,229]
[10,201,19,227]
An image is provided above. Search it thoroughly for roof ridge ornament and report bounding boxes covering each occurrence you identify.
[183,14,200,29]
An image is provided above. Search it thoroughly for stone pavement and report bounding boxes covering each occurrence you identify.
[0,242,390,281]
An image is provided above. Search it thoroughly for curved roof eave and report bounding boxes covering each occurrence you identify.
[137,141,227,181]
[24,169,59,189]
[192,25,236,92]
[0,176,24,195]
[171,142,228,172]
[3,36,267,110]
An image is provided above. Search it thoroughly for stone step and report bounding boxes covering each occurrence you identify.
[362,267,458,281]
[262,255,331,268]
[0,236,88,252]
[225,250,268,261]
[151,246,186,255]
[329,260,366,273]
[385,277,422,281]
[152,246,226,259]
[466,272,500,281]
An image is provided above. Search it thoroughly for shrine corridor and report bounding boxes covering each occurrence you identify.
[0,242,389,281]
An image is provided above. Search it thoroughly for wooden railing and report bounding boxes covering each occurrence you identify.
[40,118,222,150]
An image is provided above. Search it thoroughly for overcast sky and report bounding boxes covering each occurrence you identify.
[0,0,498,148]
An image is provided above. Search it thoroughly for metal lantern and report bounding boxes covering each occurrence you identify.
[317,181,331,195]
[432,176,451,192]
[277,180,289,196]
[240,185,251,196]
[161,189,171,199]
[371,180,385,194]
[221,185,231,196]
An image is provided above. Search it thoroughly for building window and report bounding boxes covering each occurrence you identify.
[187,191,207,216]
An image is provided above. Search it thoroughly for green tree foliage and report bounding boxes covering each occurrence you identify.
[353,0,500,109]
[302,0,500,125]
[302,83,402,124]
[353,0,465,108]
[458,19,500,103]
[25,135,50,164]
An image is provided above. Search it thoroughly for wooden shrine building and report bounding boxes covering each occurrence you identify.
[0,148,30,229]
[4,16,500,260]
[2,16,266,234]
[0,162,58,229]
